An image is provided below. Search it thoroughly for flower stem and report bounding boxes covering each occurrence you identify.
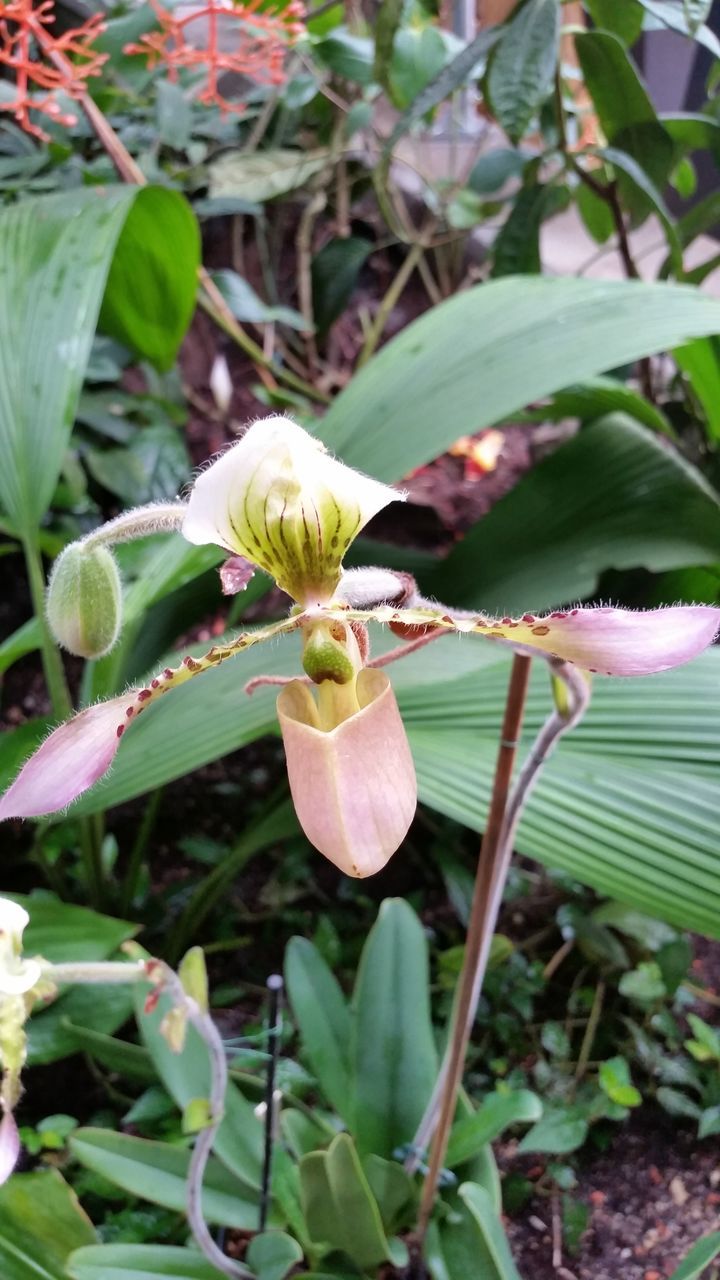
[417,653,532,1236]
[22,535,72,721]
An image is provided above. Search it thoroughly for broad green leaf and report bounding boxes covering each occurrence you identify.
[99,188,199,372]
[209,149,331,203]
[423,415,720,612]
[212,270,307,330]
[575,31,674,202]
[9,893,136,962]
[0,186,192,534]
[384,26,500,153]
[299,1133,390,1270]
[669,1234,720,1280]
[318,278,720,480]
[312,237,372,338]
[362,1154,415,1233]
[517,1106,588,1155]
[61,1023,156,1083]
[352,898,437,1158]
[134,987,265,1189]
[0,616,41,676]
[69,1129,264,1227]
[0,1170,95,1280]
[585,0,643,44]
[545,377,673,435]
[492,183,567,275]
[434,1181,521,1280]
[446,1091,542,1168]
[389,28,451,112]
[661,113,720,164]
[27,984,136,1066]
[467,147,528,194]
[246,1232,304,1280]
[68,1244,226,1280]
[575,181,614,244]
[486,0,559,143]
[284,936,353,1120]
[674,336,720,441]
[314,30,374,83]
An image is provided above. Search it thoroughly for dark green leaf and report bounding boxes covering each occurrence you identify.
[69,1129,264,1227]
[436,1181,521,1280]
[596,146,681,268]
[352,899,437,1159]
[491,183,563,275]
[656,1087,702,1120]
[384,26,500,154]
[467,147,528,194]
[518,1106,588,1155]
[446,1091,542,1167]
[374,0,404,91]
[246,1232,304,1280]
[546,376,674,435]
[99,188,199,372]
[486,0,559,143]
[27,984,136,1066]
[311,237,372,338]
[0,1170,95,1280]
[585,0,643,45]
[68,1244,226,1279]
[389,28,449,110]
[299,1133,390,1270]
[669,1233,720,1280]
[213,269,308,330]
[575,181,614,244]
[674,337,720,441]
[284,936,353,1120]
[8,893,136,962]
[314,30,374,83]
[425,415,720,612]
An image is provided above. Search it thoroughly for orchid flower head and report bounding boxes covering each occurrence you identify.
[2,415,719,880]
[182,416,404,606]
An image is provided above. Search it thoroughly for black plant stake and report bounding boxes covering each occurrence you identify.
[259,973,284,1232]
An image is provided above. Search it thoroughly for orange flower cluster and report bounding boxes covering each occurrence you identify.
[0,0,107,139]
[124,0,305,114]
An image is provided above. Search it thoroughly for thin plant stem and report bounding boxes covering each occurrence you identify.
[22,536,72,720]
[357,241,425,368]
[120,787,163,915]
[410,658,591,1213]
[574,979,605,1083]
[259,974,283,1232]
[417,653,532,1236]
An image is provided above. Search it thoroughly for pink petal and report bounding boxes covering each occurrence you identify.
[0,1112,20,1184]
[219,555,255,596]
[362,604,720,677]
[469,605,720,675]
[0,695,130,820]
[277,670,417,877]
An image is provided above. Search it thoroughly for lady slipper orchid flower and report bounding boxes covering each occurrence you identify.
[0,416,718,877]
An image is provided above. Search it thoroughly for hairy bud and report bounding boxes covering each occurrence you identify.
[46,543,122,659]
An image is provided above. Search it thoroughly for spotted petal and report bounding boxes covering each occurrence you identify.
[182,416,403,605]
[0,618,299,821]
[277,669,417,877]
[332,604,720,676]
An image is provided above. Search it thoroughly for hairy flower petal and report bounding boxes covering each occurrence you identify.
[182,416,402,604]
[332,604,720,676]
[277,670,417,877]
[0,1112,20,1185]
[0,618,300,822]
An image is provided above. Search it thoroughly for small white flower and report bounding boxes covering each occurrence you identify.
[0,899,42,996]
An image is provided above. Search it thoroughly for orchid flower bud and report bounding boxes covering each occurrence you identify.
[277,669,417,877]
[182,416,403,606]
[46,542,121,659]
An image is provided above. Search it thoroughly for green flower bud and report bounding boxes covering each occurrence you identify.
[46,543,122,659]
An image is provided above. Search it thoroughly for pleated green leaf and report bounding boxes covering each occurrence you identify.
[0,186,197,534]
[424,415,720,611]
[317,278,720,480]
